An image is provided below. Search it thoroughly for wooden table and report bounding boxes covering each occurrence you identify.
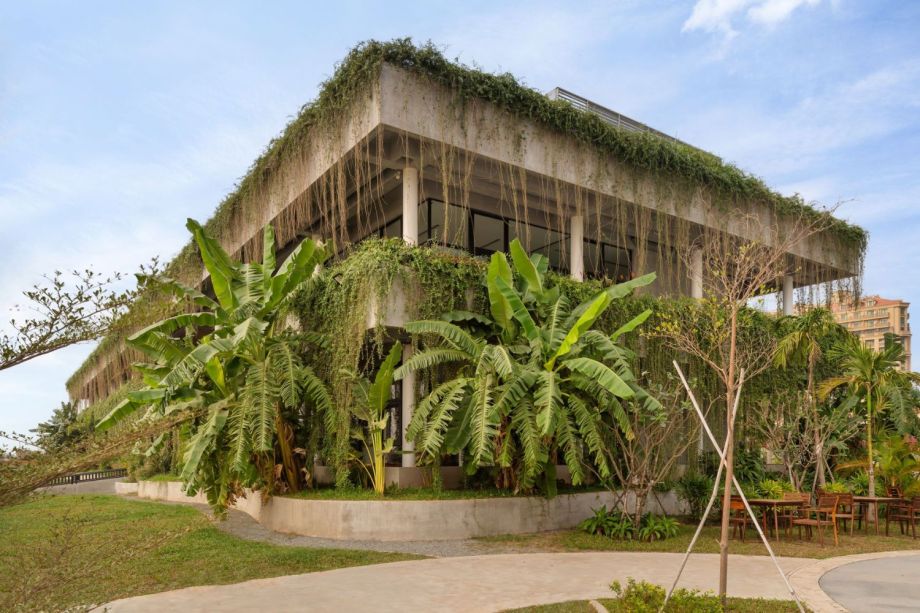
[747,499,805,540]
[853,496,903,535]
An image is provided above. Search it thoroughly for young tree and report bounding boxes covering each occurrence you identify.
[774,307,847,486]
[654,211,836,604]
[819,337,920,499]
[602,378,700,528]
[752,388,860,491]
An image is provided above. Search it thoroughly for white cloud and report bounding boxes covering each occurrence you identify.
[748,0,821,26]
[683,0,749,37]
[683,0,822,42]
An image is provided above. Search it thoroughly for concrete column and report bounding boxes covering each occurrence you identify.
[569,214,584,281]
[401,344,416,468]
[402,166,419,245]
[690,246,703,299]
[782,274,795,316]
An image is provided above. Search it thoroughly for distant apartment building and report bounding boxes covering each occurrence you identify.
[831,293,912,371]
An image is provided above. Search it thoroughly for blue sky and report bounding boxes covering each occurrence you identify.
[1,1,918,439]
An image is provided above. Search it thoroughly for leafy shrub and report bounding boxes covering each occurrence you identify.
[607,511,636,540]
[578,506,634,539]
[638,514,680,542]
[823,481,849,494]
[676,473,713,520]
[847,470,883,496]
[610,579,721,612]
[734,447,766,484]
[580,505,615,536]
[580,508,680,541]
[757,478,794,500]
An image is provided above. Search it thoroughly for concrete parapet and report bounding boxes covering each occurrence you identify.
[128,480,686,541]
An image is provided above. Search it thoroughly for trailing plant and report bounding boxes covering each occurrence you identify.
[95,220,331,512]
[397,239,656,493]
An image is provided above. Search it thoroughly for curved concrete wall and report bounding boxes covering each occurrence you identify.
[132,480,685,541]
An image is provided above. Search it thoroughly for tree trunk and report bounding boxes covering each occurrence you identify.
[718,307,739,607]
[808,357,826,488]
[275,412,299,493]
[633,488,648,530]
[866,391,875,510]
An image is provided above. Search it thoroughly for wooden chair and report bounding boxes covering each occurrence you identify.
[729,496,749,542]
[793,494,839,546]
[779,492,810,537]
[887,495,920,539]
[834,493,856,537]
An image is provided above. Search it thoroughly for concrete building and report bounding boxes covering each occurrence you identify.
[65,42,866,483]
[831,293,912,371]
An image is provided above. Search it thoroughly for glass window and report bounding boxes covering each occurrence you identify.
[432,201,469,249]
[382,217,402,239]
[419,200,469,249]
[511,224,566,271]
[473,214,505,255]
[584,240,631,282]
[418,202,430,243]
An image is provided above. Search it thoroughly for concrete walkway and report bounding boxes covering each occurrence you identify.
[819,552,920,612]
[99,552,814,613]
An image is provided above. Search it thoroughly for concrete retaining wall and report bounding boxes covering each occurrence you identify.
[114,481,138,495]
[130,480,686,541]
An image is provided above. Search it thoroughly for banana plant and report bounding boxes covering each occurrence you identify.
[97,219,331,511]
[345,343,402,495]
[397,239,658,493]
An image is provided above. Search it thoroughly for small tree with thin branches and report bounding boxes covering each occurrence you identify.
[654,211,838,605]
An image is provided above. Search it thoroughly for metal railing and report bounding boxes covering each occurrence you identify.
[47,468,127,486]
[546,87,717,159]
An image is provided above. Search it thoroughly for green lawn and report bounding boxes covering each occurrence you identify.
[506,597,804,612]
[0,495,419,612]
[481,523,920,559]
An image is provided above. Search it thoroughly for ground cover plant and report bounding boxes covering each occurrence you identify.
[578,506,679,542]
[504,578,806,612]
[0,495,416,612]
